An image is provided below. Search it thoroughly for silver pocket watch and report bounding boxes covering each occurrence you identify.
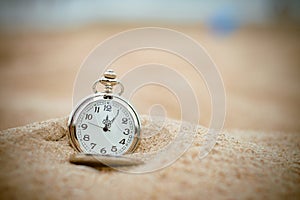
[68,69,141,156]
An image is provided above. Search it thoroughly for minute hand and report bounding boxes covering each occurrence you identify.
[111,109,120,124]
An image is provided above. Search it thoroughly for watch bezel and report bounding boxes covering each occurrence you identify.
[68,92,141,155]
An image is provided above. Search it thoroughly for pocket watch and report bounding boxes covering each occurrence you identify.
[68,69,141,156]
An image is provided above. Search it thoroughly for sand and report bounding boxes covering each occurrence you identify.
[0,116,299,199]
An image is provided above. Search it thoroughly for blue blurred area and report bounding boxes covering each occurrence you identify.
[209,6,239,36]
[0,0,299,31]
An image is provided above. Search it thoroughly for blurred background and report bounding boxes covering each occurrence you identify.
[0,0,299,132]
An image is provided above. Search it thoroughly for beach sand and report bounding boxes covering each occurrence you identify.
[0,116,299,199]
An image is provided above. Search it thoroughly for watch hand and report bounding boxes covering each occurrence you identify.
[87,122,105,129]
[104,110,120,132]
[101,115,112,132]
[102,115,109,125]
[111,109,120,124]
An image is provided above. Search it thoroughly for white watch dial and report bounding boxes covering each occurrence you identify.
[73,96,139,156]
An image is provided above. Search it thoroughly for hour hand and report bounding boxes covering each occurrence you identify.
[102,115,110,125]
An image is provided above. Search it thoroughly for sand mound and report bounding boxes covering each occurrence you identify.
[0,116,299,199]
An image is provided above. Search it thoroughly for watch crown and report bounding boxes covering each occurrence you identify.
[99,69,118,93]
[92,69,124,95]
[104,69,117,79]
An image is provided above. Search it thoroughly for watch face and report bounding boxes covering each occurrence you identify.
[68,94,140,156]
